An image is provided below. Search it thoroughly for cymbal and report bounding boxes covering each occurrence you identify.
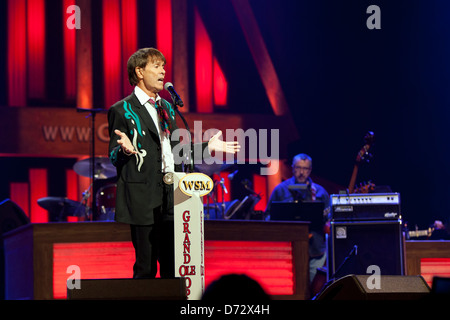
[38,197,79,210]
[194,162,236,176]
[73,157,116,179]
[37,197,86,217]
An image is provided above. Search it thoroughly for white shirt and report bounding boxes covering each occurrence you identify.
[134,86,175,173]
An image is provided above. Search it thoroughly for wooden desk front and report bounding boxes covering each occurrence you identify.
[3,220,310,300]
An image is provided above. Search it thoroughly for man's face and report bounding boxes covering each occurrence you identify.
[292,159,312,183]
[136,58,166,96]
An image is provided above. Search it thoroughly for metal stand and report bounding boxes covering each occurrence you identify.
[173,105,193,173]
[76,108,108,220]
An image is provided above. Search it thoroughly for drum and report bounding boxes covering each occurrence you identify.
[96,184,117,221]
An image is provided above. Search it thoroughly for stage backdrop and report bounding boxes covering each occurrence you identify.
[1,0,450,229]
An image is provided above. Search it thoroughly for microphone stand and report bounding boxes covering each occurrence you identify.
[219,178,228,219]
[80,184,92,221]
[311,245,358,300]
[170,97,193,173]
[77,107,108,220]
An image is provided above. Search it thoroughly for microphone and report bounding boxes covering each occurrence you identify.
[219,178,228,194]
[228,170,238,180]
[164,82,184,107]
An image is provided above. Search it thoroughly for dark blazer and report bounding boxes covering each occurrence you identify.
[108,92,208,225]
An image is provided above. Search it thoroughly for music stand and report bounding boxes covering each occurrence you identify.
[269,201,325,232]
[224,195,260,220]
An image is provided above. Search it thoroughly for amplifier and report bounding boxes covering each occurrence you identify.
[328,219,405,279]
[331,193,401,221]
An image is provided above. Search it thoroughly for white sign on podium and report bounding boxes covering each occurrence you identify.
[172,172,213,300]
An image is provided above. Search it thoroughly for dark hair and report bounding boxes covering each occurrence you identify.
[292,153,312,167]
[127,48,166,86]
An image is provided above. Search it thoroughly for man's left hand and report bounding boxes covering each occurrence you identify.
[208,131,241,154]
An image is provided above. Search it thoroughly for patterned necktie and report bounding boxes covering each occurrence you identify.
[311,184,317,201]
[149,98,170,135]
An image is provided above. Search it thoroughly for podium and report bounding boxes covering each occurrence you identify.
[172,172,213,300]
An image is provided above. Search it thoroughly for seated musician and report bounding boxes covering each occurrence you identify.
[265,153,330,283]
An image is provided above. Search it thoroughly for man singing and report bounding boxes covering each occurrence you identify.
[108,47,239,279]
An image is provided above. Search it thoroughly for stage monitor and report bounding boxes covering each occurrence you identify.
[0,199,30,235]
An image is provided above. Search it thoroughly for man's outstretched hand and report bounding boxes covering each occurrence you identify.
[115,129,138,155]
[208,131,241,154]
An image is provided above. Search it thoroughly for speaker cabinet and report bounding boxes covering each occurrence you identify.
[328,220,405,279]
[316,275,430,300]
[67,278,187,300]
[0,199,29,300]
[0,199,30,234]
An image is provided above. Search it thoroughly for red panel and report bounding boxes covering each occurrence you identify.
[53,242,135,299]
[63,0,77,100]
[102,0,122,107]
[204,240,294,295]
[156,0,172,84]
[194,7,213,113]
[9,182,30,217]
[52,240,294,299]
[213,57,228,106]
[252,174,267,212]
[121,0,138,96]
[27,0,46,99]
[420,258,450,288]
[29,168,48,223]
[7,0,27,106]
[65,169,79,201]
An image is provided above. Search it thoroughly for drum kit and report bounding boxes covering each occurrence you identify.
[37,156,117,222]
[37,107,120,222]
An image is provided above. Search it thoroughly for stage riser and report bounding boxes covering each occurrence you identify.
[3,221,310,300]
